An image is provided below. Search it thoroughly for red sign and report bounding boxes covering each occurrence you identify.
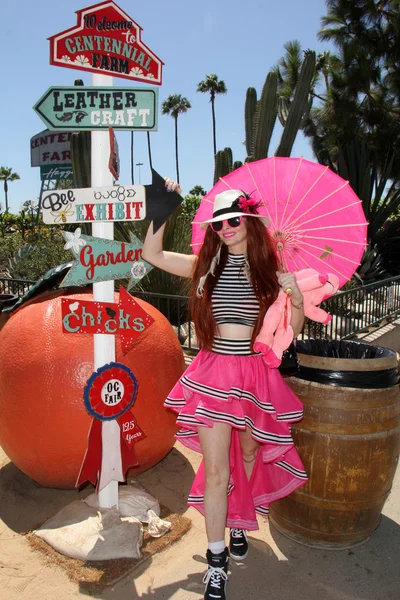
[61,287,154,352]
[49,1,163,84]
[108,127,120,180]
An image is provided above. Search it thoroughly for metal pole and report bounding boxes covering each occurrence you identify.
[91,72,121,509]
[136,162,143,185]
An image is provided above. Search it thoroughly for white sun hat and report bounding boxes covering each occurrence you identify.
[200,189,270,229]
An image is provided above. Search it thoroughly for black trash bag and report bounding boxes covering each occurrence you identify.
[295,339,399,389]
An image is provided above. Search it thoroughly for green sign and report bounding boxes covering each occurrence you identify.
[34,86,158,131]
[40,164,73,181]
[60,229,153,289]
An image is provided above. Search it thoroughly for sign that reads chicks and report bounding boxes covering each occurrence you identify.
[61,287,155,352]
[48,1,163,84]
[60,229,153,289]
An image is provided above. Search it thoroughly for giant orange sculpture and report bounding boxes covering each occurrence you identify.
[0,288,184,489]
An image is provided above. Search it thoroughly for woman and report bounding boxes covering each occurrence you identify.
[143,182,308,600]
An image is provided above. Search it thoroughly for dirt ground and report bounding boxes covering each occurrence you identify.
[1,442,400,600]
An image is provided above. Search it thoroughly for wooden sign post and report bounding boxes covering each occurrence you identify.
[91,71,118,507]
[42,1,175,510]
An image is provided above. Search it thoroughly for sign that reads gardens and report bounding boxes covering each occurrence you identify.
[41,185,146,224]
[60,230,153,289]
[48,1,163,84]
[33,87,158,131]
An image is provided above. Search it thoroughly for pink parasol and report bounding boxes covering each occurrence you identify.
[191,157,368,288]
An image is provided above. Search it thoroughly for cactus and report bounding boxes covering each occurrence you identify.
[245,88,257,156]
[253,72,278,160]
[243,51,316,161]
[275,50,316,156]
[70,79,91,188]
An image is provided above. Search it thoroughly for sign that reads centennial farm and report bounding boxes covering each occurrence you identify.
[34,87,158,131]
[49,1,163,84]
[40,185,146,224]
[30,130,73,167]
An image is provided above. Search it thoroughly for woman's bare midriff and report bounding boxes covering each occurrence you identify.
[216,323,254,339]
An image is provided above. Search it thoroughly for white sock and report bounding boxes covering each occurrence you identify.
[208,540,225,554]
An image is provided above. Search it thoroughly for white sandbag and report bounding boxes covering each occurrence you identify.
[147,509,172,538]
[34,500,143,561]
[84,485,160,522]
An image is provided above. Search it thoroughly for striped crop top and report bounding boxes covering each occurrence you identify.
[211,253,260,327]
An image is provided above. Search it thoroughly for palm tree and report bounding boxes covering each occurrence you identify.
[189,185,207,197]
[197,74,227,157]
[0,167,20,211]
[161,94,191,184]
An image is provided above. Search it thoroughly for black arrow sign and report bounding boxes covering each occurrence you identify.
[144,169,184,232]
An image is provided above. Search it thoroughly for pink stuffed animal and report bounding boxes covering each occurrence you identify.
[254,268,339,367]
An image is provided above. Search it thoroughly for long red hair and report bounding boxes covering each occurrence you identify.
[189,218,280,350]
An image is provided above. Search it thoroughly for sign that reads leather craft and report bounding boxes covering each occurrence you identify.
[49,1,163,84]
[30,130,72,167]
[33,87,158,131]
[41,184,146,224]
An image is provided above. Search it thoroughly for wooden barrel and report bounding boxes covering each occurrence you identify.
[270,340,400,548]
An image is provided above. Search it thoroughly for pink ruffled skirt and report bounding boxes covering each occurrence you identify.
[164,348,308,531]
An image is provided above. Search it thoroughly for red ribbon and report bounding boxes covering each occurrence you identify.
[76,363,145,489]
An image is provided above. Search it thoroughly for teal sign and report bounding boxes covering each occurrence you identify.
[34,86,158,131]
[40,163,73,181]
[61,229,152,289]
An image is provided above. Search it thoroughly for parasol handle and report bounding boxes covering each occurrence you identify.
[276,241,293,296]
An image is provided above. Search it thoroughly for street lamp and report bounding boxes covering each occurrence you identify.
[136,162,144,185]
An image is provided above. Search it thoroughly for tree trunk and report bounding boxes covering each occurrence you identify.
[4,181,8,212]
[211,92,217,157]
[174,116,180,184]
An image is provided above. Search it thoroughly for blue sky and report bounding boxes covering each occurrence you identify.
[1,0,333,212]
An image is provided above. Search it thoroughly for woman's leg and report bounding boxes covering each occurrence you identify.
[198,422,232,543]
[238,427,260,481]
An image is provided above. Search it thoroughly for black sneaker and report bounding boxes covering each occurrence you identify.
[229,528,248,560]
[203,547,229,600]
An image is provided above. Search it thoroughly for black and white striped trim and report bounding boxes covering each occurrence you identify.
[277,410,304,421]
[275,460,308,479]
[176,429,198,438]
[165,397,185,408]
[188,494,204,504]
[255,506,270,516]
[181,377,276,413]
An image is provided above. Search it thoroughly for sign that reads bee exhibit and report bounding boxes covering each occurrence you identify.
[40,185,146,224]
[33,87,158,131]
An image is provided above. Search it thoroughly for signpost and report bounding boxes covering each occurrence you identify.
[48,1,163,84]
[33,86,158,131]
[42,1,169,509]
